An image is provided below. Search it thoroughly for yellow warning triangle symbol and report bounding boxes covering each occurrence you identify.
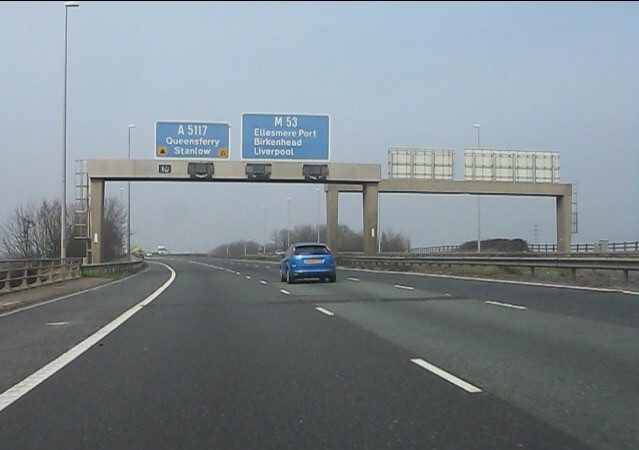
[218,148,228,157]
[157,147,167,156]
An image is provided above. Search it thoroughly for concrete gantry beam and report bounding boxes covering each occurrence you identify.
[337,179,571,197]
[331,179,573,253]
[86,159,381,183]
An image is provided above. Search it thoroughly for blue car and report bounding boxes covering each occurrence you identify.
[279,242,337,284]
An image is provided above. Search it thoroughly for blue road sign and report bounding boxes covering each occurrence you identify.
[155,121,230,159]
[241,113,330,161]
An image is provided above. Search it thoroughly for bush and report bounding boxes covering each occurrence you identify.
[458,238,529,253]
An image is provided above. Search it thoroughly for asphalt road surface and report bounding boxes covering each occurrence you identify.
[0,257,637,450]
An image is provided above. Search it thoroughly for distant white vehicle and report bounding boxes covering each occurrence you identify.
[157,245,168,255]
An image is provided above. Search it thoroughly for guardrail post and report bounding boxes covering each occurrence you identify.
[0,269,8,292]
[19,267,26,288]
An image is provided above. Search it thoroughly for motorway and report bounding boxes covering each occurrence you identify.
[0,256,638,450]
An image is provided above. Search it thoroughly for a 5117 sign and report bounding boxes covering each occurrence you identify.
[155,120,230,159]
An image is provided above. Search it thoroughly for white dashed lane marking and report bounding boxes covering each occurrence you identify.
[394,284,414,291]
[411,358,482,393]
[485,300,527,310]
[316,307,335,316]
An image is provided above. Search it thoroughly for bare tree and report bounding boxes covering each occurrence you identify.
[380,229,411,252]
[291,224,317,244]
[99,196,127,262]
[207,222,411,257]
[269,229,290,251]
[335,224,362,252]
[0,204,39,258]
[211,240,260,257]
[34,199,63,258]
[0,196,126,261]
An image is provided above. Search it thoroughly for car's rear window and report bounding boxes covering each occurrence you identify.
[296,245,329,255]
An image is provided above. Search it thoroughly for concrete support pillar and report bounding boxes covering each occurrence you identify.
[362,183,379,255]
[556,185,572,254]
[326,185,339,252]
[89,178,105,263]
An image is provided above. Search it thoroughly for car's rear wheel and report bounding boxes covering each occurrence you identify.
[286,269,295,284]
[329,273,336,283]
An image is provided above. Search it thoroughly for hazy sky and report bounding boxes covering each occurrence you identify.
[2,1,638,253]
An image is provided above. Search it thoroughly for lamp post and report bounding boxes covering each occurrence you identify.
[262,204,266,254]
[473,123,481,253]
[286,197,291,248]
[243,211,247,256]
[127,124,135,260]
[120,186,125,255]
[316,188,320,242]
[61,1,79,260]
[378,199,381,253]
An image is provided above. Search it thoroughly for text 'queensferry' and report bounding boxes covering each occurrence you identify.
[165,136,220,156]
[252,128,318,157]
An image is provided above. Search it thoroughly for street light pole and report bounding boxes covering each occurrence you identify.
[61,1,79,260]
[378,199,381,253]
[286,197,291,248]
[473,123,481,253]
[127,124,135,261]
[120,186,124,255]
[243,211,247,256]
[316,188,320,242]
[262,205,266,253]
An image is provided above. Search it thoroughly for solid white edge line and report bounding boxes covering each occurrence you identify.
[0,263,177,414]
[344,267,639,295]
[315,307,335,316]
[410,358,482,393]
[485,300,527,310]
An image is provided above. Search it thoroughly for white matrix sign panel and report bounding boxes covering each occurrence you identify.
[464,149,560,183]
[388,148,454,180]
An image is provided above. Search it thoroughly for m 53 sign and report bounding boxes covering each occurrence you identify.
[241,113,330,161]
